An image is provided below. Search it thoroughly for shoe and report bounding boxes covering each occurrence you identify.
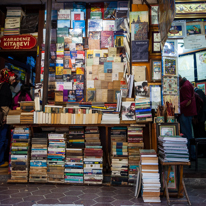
[0,162,8,168]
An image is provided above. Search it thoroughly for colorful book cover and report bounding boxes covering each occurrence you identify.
[101,31,114,48]
[122,102,135,120]
[87,50,93,59]
[76,43,84,51]
[104,62,112,73]
[73,2,86,19]
[57,20,70,28]
[86,88,96,102]
[76,89,84,102]
[76,74,85,83]
[88,19,103,34]
[73,20,86,37]
[58,9,70,19]
[90,2,104,13]
[115,18,126,31]
[63,90,76,102]
[76,67,84,75]
[131,22,148,41]
[99,57,107,65]
[57,37,64,44]
[104,2,117,19]
[63,74,72,82]
[116,10,128,18]
[71,11,84,28]
[76,83,84,90]
[90,12,102,19]
[103,20,115,31]
[70,51,77,59]
[77,51,85,59]
[57,28,68,37]
[117,1,129,10]
[88,31,101,40]
[69,29,83,43]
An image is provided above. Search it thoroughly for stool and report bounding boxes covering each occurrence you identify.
[189,138,206,170]
[160,160,191,206]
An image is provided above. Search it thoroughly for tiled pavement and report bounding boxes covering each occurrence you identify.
[0,183,205,206]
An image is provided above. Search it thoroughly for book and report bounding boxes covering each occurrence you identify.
[121,102,136,121]
[131,40,149,62]
[90,12,102,19]
[70,11,84,28]
[87,89,96,102]
[104,2,117,19]
[103,20,115,31]
[69,29,83,43]
[131,23,148,41]
[73,20,86,37]
[101,31,114,48]
[57,20,70,28]
[58,9,70,19]
[88,31,101,40]
[115,18,127,31]
[88,19,103,35]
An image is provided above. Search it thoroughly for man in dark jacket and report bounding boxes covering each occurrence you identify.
[179,76,197,159]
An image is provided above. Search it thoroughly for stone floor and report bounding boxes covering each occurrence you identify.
[0,182,205,206]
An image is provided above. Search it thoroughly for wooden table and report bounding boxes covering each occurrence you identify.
[160,160,191,206]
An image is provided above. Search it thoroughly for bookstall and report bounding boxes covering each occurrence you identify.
[2,0,204,204]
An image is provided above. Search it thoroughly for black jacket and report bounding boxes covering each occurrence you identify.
[0,83,12,107]
[195,87,206,122]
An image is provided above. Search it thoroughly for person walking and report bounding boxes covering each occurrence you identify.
[0,68,17,167]
[179,76,197,160]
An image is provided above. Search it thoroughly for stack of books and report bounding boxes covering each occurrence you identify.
[67,126,85,148]
[140,149,161,203]
[111,126,128,185]
[47,133,66,183]
[9,127,30,182]
[29,133,48,183]
[101,113,120,124]
[4,7,25,35]
[20,112,34,124]
[7,110,21,124]
[158,136,189,162]
[128,125,144,185]
[65,148,84,184]
[84,126,103,184]
[135,98,152,122]
[20,101,34,112]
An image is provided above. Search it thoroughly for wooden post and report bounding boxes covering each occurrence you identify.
[35,7,45,83]
[42,0,52,110]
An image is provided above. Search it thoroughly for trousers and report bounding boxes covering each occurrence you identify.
[179,114,196,159]
[0,124,8,165]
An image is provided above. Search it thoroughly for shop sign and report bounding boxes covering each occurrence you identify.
[0,35,37,50]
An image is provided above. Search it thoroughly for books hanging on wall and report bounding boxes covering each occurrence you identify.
[132,40,149,62]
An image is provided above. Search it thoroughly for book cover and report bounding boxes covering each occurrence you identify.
[73,20,86,37]
[71,11,84,28]
[64,36,72,49]
[76,74,85,83]
[89,31,101,40]
[99,57,107,65]
[131,23,148,41]
[104,2,117,19]
[129,11,149,32]
[73,2,86,19]
[87,89,96,102]
[104,62,112,73]
[57,20,70,28]
[76,89,84,102]
[103,20,115,31]
[90,2,104,13]
[117,1,129,10]
[115,18,126,31]
[116,10,128,18]
[134,81,149,98]
[76,43,84,51]
[76,67,84,75]
[121,102,136,121]
[63,74,72,82]
[90,12,102,19]
[77,51,85,59]
[76,82,84,90]
[58,9,70,19]
[57,28,68,37]
[66,90,76,102]
[70,51,77,59]
[101,31,114,48]
[93,50,102,58]
[87,50,93,59]
[131,40,149,62]
[69,29,83,43]
[88,39,100,50]
[88,19,103,34]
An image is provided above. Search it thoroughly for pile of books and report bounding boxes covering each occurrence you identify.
[128,125,144,185]
[140,149,161,203]
[158,136,189,162]
[65,148,84,183]
[4,7,25,35]
[9,127,30,182]
[29,133,47,182]
[20,101,34,112]
[67,126,85,148]
[111,127,128,185]
[7,110,21,124]
[135,97,152,122]
[84,126,103,184]
[101,113,120,124]
[20,112,34,124]
[47,133,65,183]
